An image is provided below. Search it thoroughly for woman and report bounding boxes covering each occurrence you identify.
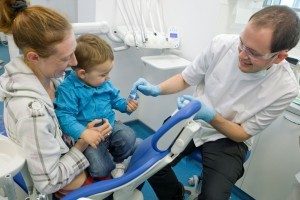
[0,0,112,196]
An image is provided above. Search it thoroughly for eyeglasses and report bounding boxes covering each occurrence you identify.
[238,38,279,61]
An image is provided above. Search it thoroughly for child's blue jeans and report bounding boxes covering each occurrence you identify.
[84,121,136,178]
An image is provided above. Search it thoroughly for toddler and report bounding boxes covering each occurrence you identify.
[55,34,138,179]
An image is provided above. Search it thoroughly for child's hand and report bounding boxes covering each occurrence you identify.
[127,99,138,112]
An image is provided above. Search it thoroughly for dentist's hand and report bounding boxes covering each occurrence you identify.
[177,95,216,123]
[132,78,161,97]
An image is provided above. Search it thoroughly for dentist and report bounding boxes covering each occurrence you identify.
[133,5,300,200]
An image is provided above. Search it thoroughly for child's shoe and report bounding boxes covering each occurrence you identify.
[111,163,126,178]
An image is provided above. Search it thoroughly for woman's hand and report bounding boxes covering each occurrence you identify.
[73,139,89,152]
[91,119,112,140]
[80,129,104,149]
[77,119,111,149]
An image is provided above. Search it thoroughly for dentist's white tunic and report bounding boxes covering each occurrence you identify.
[182,34,299,148]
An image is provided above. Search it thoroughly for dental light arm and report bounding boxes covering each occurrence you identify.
[72,22,129,51]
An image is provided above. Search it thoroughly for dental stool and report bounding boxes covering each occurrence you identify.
[63,100,201,200]
[184,149,251,200]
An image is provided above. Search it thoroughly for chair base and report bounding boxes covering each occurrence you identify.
[113,189,143,200]
[184,175,202,200]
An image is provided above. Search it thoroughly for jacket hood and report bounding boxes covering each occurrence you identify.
[0,56,55,107]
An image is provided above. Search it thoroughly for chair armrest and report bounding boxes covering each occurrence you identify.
[152,100,201,152]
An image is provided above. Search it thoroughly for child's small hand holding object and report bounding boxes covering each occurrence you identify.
[127,99,138,113]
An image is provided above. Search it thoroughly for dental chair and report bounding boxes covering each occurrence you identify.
[63,100,201,200]
[1,98,251,200]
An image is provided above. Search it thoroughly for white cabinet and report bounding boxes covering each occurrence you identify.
[238,112,300,200]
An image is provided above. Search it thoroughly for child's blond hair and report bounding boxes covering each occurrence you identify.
[73,34,114,72]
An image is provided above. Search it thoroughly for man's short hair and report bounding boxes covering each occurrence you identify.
[249,5,300,52]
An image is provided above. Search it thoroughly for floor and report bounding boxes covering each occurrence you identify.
[0,43,254,200]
